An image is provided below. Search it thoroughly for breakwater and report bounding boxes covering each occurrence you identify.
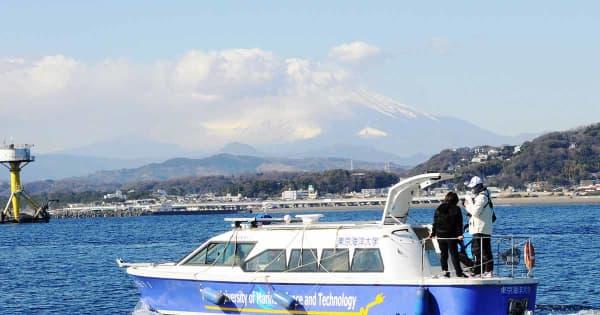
[50,208,152,219]
[50,207,247,219]
[48,195,600,219]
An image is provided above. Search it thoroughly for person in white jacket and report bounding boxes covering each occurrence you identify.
[463,176,494,277]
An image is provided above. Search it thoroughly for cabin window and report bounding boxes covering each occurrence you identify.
[243,249,287,272]
[184,242,255,266]
[319,248,350,272]
[288,249,318,272]
[351,248,384,272]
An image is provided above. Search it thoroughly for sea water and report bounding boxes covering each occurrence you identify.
[0,204,598,314]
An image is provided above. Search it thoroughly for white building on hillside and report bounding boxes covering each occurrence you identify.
[471,154,488,163]
[104,190,126,200]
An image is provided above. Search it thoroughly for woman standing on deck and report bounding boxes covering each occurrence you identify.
[430,192,466,277]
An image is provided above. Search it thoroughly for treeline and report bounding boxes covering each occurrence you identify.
[125,169,399,199]
[27,169,400,205]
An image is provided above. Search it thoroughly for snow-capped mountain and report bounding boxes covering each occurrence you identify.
[260,91,531,159]
[351,89,438,121]
[24,92,534,181]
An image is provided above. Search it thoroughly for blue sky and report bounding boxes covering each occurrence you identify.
[1,1,599,151]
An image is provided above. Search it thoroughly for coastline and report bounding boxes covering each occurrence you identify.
[494,195,600,205]
[49,195,600,219]
[264,195,600,214]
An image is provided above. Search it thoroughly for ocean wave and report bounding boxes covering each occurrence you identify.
[537,304,600,315]
[132,300,160,315]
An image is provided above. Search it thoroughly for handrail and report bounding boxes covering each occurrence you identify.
[421,235,534,279]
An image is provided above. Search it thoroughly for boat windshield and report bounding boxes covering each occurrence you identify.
[182,242,255,266]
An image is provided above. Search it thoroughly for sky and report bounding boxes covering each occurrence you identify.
[1,1,599,153]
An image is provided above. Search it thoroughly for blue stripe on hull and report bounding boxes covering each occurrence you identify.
[131,276,536,315]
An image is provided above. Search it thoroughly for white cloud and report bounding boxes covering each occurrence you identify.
[172,50,216,89]
[329,41,381,63]
[218,49,277,82]
[0,44,414,152]
[29,55,80,94]
[0,48,355,150]
[0,55,80,99]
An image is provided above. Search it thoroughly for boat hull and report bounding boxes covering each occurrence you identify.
[131,275,537,315]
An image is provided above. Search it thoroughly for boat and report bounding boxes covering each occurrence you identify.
[118,173,537,315]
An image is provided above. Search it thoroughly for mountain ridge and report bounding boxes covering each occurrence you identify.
[74,153,405,184]
[16,97,539,181]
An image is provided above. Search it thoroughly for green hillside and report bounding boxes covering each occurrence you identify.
[411,123,600,188]
[78,154,404,184]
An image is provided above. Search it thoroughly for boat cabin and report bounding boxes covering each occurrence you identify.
[150,174,454,284]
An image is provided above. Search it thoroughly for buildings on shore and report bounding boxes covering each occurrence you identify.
[74,177,600,211]
[52,175,600,218]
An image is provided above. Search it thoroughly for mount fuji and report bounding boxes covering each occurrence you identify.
[258,91,531,162]
[21,92,535,181]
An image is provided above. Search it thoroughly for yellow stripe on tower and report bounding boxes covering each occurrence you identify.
[9,162,21,222]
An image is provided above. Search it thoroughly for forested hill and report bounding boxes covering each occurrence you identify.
[12,170,399,205]
[411,123,600,188]
[74,154,404,184]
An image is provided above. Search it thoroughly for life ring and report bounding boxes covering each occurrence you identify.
[524,240,535,270]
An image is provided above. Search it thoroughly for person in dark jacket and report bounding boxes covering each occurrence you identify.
[430,192,466,277]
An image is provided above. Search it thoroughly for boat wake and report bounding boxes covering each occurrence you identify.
[128,301,600,315]
[132,300,160,315]
[536,304,600,315]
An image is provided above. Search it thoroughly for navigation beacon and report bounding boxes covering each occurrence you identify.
[0,143,51,223]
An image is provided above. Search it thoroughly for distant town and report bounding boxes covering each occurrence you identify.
[50,174,600,219]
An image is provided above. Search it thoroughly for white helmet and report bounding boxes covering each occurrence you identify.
[467,176,483,188]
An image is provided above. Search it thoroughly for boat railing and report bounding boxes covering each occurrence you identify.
[421,235,535,279]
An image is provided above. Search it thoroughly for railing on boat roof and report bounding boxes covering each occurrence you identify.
[226,216,536,280]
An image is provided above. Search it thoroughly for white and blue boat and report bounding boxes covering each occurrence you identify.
[119,173,537,315]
